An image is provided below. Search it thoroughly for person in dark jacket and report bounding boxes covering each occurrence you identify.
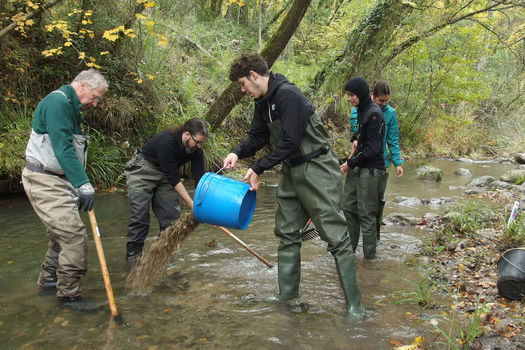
[22,69,108,308]
[125,118,207,265]
[340,77,385,259]
[349,81,403,241]
[223,52,364,321]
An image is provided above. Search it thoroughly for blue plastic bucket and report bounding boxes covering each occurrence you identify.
[193,172,256,230]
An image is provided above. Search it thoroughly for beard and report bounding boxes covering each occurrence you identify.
[183,139,196,154]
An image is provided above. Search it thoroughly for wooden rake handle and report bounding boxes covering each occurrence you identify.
[88,210,119,318]
[215,226,273,268]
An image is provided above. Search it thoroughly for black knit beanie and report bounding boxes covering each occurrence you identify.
[344,77,371,108]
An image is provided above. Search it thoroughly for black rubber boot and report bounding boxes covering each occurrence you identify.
[335,255,365,322]
[126,242,144,269]
[59,292,103,312]
[277,250,301,305]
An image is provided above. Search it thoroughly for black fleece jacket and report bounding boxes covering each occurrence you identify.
[232,73,315,174]
[141,130,205,187]
[345,77,385,169]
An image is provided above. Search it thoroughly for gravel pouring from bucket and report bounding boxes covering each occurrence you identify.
[497,247,525,300]
[125,212,199,295]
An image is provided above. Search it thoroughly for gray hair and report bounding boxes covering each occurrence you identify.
[72,69,108,91]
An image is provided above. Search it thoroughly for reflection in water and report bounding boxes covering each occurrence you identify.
[0,159,513,349]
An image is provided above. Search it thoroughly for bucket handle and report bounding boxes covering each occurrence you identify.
[501,254,525,276]
[195,166,226,207]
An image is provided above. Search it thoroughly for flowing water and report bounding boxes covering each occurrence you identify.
[0,159,515,350]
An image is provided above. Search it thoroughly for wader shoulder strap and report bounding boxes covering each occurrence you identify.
[287,145,329,167]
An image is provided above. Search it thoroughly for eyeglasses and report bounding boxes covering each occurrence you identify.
[190,134,205,146]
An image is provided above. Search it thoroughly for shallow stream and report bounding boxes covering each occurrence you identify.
[0,159,514,349]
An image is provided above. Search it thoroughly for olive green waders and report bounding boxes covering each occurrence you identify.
[22,167,88,298]
[343,167,384,259]
[269,114,364,320]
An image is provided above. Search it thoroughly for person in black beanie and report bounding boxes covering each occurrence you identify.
[340,77,385,259]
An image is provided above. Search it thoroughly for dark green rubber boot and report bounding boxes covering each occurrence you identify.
[362,232,377,259]
[335,255,364,322]
[277,250,301,304]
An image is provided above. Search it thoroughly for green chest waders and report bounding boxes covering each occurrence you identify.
[268,115,364,320]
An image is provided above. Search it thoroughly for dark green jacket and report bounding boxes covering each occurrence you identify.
[29,85,89,187]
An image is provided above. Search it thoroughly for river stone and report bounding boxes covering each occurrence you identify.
[463,188,486,195]
[515,152,525,164]
[392,196,423,206]
[423,213,440,220]
[416,165,443,182]
[456,157,474,163]
[490,180,514,190]
[466,175,495,187]
[383,213,417,226]
[428,197,456,206]
[453,168,472,177]
[500,169,525,184]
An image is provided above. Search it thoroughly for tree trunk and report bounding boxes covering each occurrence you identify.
[205,0,312,130]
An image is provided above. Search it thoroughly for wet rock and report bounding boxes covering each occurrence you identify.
[423,212,440,221]
[466,175,495,187]
[383,213,418,226]
[392,196,423,206]
[490,180,514,190]
[464,187,487,196]
[456,157,474,163]
[416,165,443,182]
[515,152,525,164]
[454,168,472,177]
[428,197,456,206]
[500,169,525,183]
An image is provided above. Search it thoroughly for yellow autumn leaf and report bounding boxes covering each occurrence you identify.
[89,56,96,62]
[100,51,109,55]
[144,1,155,8]
[64,41,72,47]
[136,13,147,20]
[136,0,148,3]
[412,336,424,345]
[25,19,34,26]
[157,37,168,47]
[135,78,143,84]
[78,52,86,59]
[145,19,155,26]
[88,32,94,38]
[146,74,155,80]
[86,62,101,69]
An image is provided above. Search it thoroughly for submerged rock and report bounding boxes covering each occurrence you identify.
[416,165,443,182]
[453,168,472,177]
[392,196,423,206]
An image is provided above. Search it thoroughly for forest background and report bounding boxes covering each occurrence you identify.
[0,0,524,193]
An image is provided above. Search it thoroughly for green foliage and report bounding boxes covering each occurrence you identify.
[392,275,434,308]
[0,105,31,181]
[431,297,487,349]
[441,200,497,238]
[85,128,128,189]
[505,207,525,245]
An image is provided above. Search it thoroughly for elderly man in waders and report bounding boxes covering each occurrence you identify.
[222,52,364,321]
[22,69,108,310]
